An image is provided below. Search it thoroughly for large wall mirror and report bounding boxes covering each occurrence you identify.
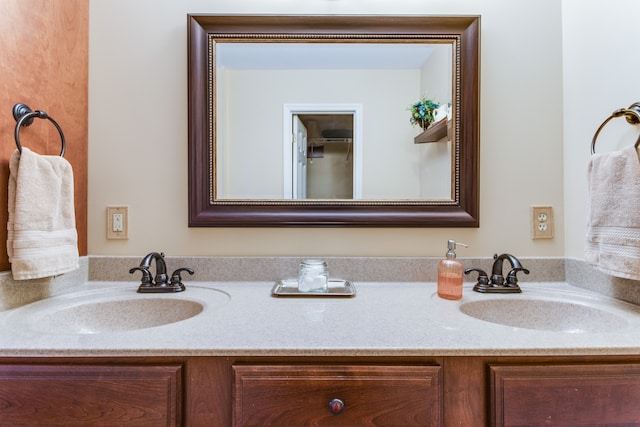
[188,15,480,226]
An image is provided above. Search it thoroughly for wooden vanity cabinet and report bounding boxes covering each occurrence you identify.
[0,363,182,427]
[233,364,442,426]
[489,363,640,426]
[3,355,640,426]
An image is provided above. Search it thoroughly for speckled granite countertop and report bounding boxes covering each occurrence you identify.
[1,280,639,358]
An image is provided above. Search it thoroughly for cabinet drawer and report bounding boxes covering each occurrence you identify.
[233,364,441,427]
[0,364,182,427]
[490,363,640,426]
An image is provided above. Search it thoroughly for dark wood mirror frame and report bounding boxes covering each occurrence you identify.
[188,14,479,227]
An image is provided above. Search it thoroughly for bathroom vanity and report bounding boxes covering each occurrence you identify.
[2,355,640,426]
[1,281,640,426]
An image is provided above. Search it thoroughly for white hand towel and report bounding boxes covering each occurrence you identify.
[585,145,640,280]
[7,148,79,280]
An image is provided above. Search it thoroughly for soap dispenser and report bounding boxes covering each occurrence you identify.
[437,240,467,300]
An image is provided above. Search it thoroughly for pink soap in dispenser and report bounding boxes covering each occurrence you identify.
[437,240,468,300]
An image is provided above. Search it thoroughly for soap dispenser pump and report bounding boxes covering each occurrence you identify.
[437,240,467,300]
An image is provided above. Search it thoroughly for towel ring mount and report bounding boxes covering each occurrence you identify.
[12,103,66,157]
[591,102,640,155]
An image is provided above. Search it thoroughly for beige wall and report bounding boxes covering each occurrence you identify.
[562,0,640,258]
[89,0,565,257]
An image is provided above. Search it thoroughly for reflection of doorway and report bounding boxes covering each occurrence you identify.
[297,113,353,199]
[283,104,363,199]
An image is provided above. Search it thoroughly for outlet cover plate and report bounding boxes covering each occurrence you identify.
[532,206,553,239]
[107,206,129,240]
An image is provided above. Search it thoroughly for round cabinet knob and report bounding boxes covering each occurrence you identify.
[328,398,344,415]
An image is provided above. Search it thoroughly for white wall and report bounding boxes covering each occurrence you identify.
[419,44,452,199]
[219,68,419,199]
[89,0,564,257]
[562,0,640,258]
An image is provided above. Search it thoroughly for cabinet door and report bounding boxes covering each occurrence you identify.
[490,363,640,426]
[0,364,182,427]
[234,364,441,427]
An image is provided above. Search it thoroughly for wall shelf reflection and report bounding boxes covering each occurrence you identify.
[414,118,449,144]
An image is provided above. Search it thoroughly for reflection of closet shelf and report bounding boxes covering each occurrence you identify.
[308,138,353,146]
[414,118,449,144]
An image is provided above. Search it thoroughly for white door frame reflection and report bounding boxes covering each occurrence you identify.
[283,103,363,200]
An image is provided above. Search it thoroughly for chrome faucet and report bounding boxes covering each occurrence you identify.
[464,253,529,293]
[129,252,194,293]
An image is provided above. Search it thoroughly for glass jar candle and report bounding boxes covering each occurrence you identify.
[298,259,329,293]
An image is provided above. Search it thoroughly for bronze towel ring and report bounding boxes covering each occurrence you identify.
[12,103,66,157]
[591,102,640,155]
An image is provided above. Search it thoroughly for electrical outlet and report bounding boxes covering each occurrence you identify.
[532,206,553,239]
[112,213,124,232]
[107,206,129,240]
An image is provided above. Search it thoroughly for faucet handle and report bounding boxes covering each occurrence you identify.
[169,267,194,291]
[129,266,153,286]
[506,267,530,286]
[464,267,490,289]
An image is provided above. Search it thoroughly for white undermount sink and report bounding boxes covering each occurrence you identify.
[5,286,229,334]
